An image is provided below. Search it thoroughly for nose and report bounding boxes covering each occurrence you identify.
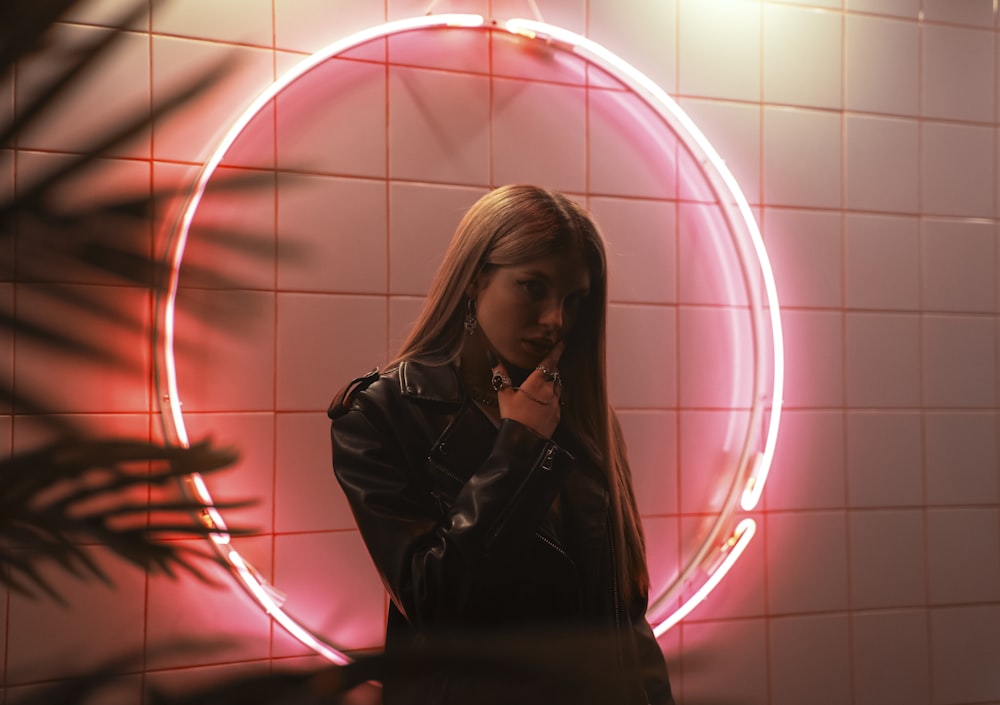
[539,299,565,331]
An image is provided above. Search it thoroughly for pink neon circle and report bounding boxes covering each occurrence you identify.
[155,15,783,661]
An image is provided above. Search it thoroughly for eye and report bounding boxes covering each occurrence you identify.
[518,279,546,299]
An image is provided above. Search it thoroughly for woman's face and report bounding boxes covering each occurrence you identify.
[470,251,592,370]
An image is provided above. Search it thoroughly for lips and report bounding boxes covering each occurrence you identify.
[524,338,556,355]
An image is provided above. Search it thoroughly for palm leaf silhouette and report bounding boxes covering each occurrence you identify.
[1,0,267,595]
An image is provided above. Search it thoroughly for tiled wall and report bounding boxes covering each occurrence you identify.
[3,1,1000,704]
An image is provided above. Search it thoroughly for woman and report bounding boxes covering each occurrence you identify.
[328,185,674,704]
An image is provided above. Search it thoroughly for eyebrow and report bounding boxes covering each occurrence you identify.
[519,267,591,295]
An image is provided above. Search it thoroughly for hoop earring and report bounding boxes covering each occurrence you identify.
[464,298,478,335]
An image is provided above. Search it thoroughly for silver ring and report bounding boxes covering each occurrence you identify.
[491,371,512,392]
[535,366,562,386]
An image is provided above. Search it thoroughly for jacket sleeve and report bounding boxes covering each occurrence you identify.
[330,381,573,627]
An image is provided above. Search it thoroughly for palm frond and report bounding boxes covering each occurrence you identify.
[0,437,250,602]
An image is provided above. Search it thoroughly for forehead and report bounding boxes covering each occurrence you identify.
[506,252,592,290]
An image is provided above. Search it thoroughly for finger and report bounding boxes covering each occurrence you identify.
[539,340,566,369]
[490,363,514,395]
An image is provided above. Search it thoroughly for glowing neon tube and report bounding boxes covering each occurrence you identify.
[154,13,784,662]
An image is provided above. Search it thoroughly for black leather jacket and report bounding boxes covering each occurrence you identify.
[329,360,674,705]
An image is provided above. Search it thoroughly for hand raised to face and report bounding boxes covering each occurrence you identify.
[491,341,565,439]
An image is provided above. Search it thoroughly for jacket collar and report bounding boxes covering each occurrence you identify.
[396,359,464,405]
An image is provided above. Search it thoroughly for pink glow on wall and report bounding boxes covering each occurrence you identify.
[154,15,782,662]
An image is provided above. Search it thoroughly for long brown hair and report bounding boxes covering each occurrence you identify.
[394,185,649,602]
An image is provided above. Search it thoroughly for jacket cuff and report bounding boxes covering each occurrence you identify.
[447,418,573,560]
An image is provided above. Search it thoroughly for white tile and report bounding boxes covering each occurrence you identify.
[678,98,761,205]
[153,0,273,45]
[182,412,276,534]
[0,150,11,281]
[930,606,1000,704]
[589,196,676,304]
[846,0,920,18]
[681,619,769,703]
[183,166,276,291]
[618,410,678,517]
[678,0,761,102]
[848,509,927,609]
[924,412,999,505]
[388,66,490,185]
[389,295,426,356]
[763,208,843,309]
[11,156,116,283]
[60,0,151,27]
[775,0,842,7]
[491,30,589,86]
[921,218,995,313]
[276,175,387,293]
[922,24,994,123]
[921,0,997,27]
[0,283,8,418]
[640,516,681,618]
[780,309,845,408]
[845,14,920,115]
[927,508,1000,604]
[14,284,150,414]
[921,122,994,218]
[845,214,920,311]
[678,305,755,409]
[15,25,151,158]
[275,57,386,178]
[851,610,930,705]
[491,78,587,192]
[769,614,852,705]
[172,288,275,412]
[497,0,587,32]
[677,514,767,621]
[146,663,275,703]
[10,675,142,705]
[764,5,842,109]
[677,203,752,306]
[388,0,488,21]
[6,547,147,683]
[272,531,387,653]
[152,37,274,164]
[389,182,487,296]
[277,0,386,53]
[15,155,154,280]
[767,511,850,614]
[276,293,388,411]
[145,537,273,669]
[846,411,924,507]
[922,315,996,408]
[275,411,358,532]
[588,88,679,199]
[14,413,150,452]
[588,0,677,94]
[606,303,676,408]
[388,25,489,73]
[765,410,846,511]
[764,106,841,209]
[845,114,920,213]
[845,312,921,408]
[678,409,751,515]
[0,413,10,458]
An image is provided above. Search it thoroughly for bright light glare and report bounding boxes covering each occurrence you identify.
[653,519,757,637]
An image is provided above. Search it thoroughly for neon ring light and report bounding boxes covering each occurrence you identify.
[154,14,784,662]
